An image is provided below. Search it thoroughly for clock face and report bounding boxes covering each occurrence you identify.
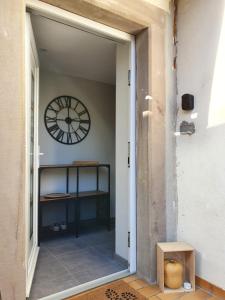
[44,96,91,145]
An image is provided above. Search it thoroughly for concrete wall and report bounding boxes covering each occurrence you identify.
[39,70,115,225]
[150,0,171,12]
[165,1,178,241]
[176,0,225,289]
[0,1,26,299]
[41,0,170,34]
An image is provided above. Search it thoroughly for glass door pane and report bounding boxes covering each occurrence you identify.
[26,13,39,296]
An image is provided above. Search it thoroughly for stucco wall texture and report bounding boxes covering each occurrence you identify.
[0,0,26,299]
[176,0,225,290]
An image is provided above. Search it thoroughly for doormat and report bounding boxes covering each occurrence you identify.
[68,280,147,300]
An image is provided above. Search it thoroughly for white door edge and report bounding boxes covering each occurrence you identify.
[25,13,40,297]
[26,246,40,297]
[128,36,137,274]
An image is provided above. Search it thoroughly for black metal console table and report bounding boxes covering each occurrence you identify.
[38,163,110,243]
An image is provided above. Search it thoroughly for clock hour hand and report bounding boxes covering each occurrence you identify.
[56,118,67,121]
[55,118,89,123]
[71,118,89,123]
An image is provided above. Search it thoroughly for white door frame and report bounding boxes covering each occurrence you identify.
[128,37,136,274]
[25,1,136,298]
[25,13,40,297]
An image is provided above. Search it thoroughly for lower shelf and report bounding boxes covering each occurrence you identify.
[164,287,194,294]
[40,190,109,202]
[39,219,115,240]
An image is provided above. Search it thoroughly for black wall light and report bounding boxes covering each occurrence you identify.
[182,94,194,111]
[176,93,195,135]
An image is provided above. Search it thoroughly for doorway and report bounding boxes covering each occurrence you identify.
[26,3,136,299]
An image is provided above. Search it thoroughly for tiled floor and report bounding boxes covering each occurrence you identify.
[121,276,223,300]
[69,275,224,300]
[29,228,128,299]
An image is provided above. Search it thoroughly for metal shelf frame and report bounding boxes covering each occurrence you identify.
[38,163,111,243]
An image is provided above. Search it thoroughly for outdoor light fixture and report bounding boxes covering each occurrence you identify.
[175,94,196,136]
[182,94,194,111]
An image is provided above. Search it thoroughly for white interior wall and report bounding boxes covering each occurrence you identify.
[176,0,225,289]
[39,70,115,225]
[115,43,130,260]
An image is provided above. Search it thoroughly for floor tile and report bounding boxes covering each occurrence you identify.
[123,275,138,283]
[30,228,127,299]
[157,292,184,300]
[129,279,149,290]
[66,276,221,300]
[139,285,161,298]
[179,289,211,300]
[30,276,79,300]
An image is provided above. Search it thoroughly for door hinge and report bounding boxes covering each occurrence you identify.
[128,70,131,86]
[128,142,130,168]
[128,231,130,248]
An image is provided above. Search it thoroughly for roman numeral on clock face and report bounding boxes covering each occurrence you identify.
[65,97,71,108]
[79,119,90,125]
[48,104,58,114]
[48,124,59,135]
[55,97,65,110]
[79,125,88,135]
[46,116,57,124]
[77,110,86,117]
[56,129,64,142]
[67,132,73,144]
[74,131,81,142]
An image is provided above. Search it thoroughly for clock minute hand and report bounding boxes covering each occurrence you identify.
[67,106,70,119]
[56,118,81,122]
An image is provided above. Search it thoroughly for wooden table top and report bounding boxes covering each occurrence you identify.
[40,190,109,202]
[39,163,110,169]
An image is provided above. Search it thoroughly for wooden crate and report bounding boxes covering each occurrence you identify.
[157,242,195,293]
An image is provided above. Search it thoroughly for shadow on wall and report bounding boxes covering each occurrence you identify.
[208,4,225,128]
[176,0,225,289]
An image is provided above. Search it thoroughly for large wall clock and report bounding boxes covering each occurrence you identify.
[44,95,91,145]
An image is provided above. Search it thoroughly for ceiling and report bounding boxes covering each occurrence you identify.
[31,14,116,85]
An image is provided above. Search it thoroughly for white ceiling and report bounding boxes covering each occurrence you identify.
[31,14,116,85]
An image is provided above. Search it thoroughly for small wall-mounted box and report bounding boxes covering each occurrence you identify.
[157,242,195,294]
[182,94,194,111]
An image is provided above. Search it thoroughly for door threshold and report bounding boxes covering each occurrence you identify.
[39,269,133,300]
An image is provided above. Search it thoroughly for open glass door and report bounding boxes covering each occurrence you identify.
[25,13,40,297]
[115,40,136,274]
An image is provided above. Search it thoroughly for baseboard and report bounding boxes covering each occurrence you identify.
[196,276,225,299]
